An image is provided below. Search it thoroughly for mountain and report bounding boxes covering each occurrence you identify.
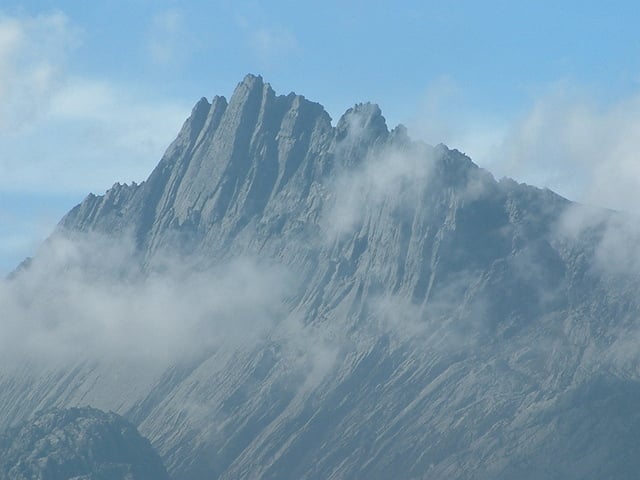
[3,74,640,479]
[0,407,170,480]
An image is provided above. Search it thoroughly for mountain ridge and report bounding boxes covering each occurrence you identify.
[3,74,640,479]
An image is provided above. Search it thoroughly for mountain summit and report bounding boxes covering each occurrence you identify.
[3,75,640,479]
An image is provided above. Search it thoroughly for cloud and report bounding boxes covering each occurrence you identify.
[273,315,342,393]
[406,77,506,171]
[0,11,189,196]
[556,201,640,278]
[407,76,462,145]
[0,202,59,276]
[406,78,640,218]
[0,231,295,365]
[0,11,79,132]
[145,8,196,67]
[249,26,298,65]
[0,230,351,405]
[235,13,299,68]
[0,12,190,273]
[485,85,640,211]
[322,139,436,239]
[322,109,493,242]
[411,81,640,214]
[0,77,189,194]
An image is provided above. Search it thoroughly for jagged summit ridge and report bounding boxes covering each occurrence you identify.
[58,73,441,264]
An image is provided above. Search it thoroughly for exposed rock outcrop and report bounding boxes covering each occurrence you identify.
[0,407,170,480]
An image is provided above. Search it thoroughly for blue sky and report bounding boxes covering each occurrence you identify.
[2,1,640,273]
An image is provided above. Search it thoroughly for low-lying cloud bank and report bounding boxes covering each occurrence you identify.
[0,232,294,364]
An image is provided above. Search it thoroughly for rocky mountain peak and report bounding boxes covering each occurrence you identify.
[236,72,267,94]
[6,74,640,480]
[55,76,498,264]
[336,101,388,140]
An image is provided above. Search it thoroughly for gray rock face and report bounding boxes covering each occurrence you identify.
[4,74,640,479]
[0,407,170,480]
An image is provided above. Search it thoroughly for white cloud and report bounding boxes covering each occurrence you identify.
[409,81,640,214]
[0,230,348,395]
[494,87,640,212]
[322,138,436,239]
[0,12,192,272]
[557,202,640,277]
[145,8,196,66]
[0,11,79,131]
[0,11,190,195]
[407,77,507,165]
[0,201,64,273]
[0,232,295,364]
[0,76,189,194]
[235,13,299,68]
[249,26,298,65]
[404,75,640,218]
[407,76,462,145]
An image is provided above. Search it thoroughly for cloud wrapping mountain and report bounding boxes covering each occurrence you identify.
[2,75,640,479]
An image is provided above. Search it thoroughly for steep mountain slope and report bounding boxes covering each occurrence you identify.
[3,74,640,479]
[0,407,170,480]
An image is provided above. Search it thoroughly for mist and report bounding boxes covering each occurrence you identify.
[407,81,640,218]
[0,231,295,366]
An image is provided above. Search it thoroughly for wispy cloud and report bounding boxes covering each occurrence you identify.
[491,86,640,212]
[322,141,436,239]
[249,26,299,65]
[0,77,189,195]
[409,80,640,214]
[407,75,463,145]
[0,11,190,196]
[0,195,75,274]
[145,8,197,67]
[0,11,79,132]
[0,229,349,403]
[0,231,294,364]
[235,13,299,68]
[406,77,506,168]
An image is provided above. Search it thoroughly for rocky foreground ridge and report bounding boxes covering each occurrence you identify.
[2,75,640,479]
[0,407,169,480]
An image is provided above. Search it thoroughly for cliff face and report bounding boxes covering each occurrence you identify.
[3,74,640,479]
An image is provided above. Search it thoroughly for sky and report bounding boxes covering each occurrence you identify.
[2,0,640,273]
